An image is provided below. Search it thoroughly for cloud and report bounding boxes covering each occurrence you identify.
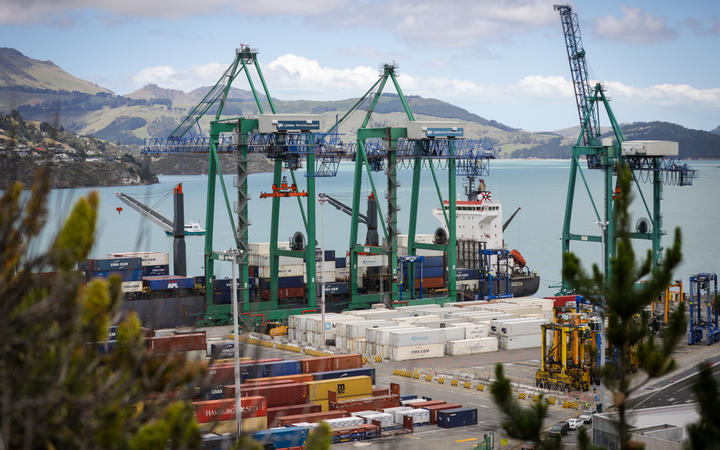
[593,5,677,44]
[132,63,228,91]
[0,0,557,50]
[684,16,720,37]
[130,55,720,114]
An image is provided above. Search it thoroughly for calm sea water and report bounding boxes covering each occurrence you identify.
[35,159,720,297]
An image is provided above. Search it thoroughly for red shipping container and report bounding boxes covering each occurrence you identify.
[193,396,267,423]
[272,410,349,427]
[423,403,461,424]
[414,277,444,289]
[333,354,362,370]
[239,383,309,408]
[329,394,400,412]
[147,333,206,353]
[300,356,335,374]
[245,374,315,384]
[261,287,305,300]
[372,387,389,396]
[223,380,298,397]
[409,400,446,408]
[266,403,322,427]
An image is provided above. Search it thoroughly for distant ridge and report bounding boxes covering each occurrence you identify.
[0,48,111,95]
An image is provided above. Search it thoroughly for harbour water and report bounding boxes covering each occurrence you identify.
[35,159,720,297]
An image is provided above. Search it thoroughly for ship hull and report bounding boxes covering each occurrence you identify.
[458,273,541,301]
[121,296,205,329]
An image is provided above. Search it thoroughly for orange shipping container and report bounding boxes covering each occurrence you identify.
[300,356,334,374]
[333,354,362,370]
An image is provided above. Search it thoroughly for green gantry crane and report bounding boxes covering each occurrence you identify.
[554,5,697,293]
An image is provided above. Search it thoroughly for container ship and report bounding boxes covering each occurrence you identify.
[83,177,538,329]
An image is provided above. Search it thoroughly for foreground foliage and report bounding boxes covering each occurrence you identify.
[0,170,204,449]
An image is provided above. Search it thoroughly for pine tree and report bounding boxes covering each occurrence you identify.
[490,163,686,449]
[563,163,686,449]
[0,169,205,449]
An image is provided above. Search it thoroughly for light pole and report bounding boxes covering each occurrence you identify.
[318,195,327,345]
[218,248,243,438]
[596,220,608,413]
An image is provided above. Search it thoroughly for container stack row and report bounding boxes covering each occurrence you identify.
[287,297,554,360]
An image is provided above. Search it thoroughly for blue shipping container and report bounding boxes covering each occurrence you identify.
[209,341,235,359]
[402,266,444,279]
[90,269,143,282]
[335,257,347,268]
[317,281,349,296]
[142,264,169,276]
[202,386,225,400]
[85,257,142,272]
[323,250,336,261]
[144,276,195,290]
[437,407,478,428]
[456,268,478,281]
[423,256,445,267]
[400,394,417,401]
[258,276,303,289]
[252,427,308,449]
[264,360,302,377]
[313,367,376,384]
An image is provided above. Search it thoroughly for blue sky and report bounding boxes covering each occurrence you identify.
[1,0,718,132]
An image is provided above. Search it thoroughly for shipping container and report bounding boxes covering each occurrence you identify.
[272,410,349,427]
[147,333,206,353]
[143,275,195,291]
[437,407,478,428]
[372,387,389,396]
[107,252,169,266]
[244,373,315,384]
[499,334,542,350]
[121,281,143,293]
[329,394,400,413]
[251,426,309,449]
[258,276,304,289]
[242,383,308,407]
[263,360,302,378]
[305,376,372,401]
[333,354,363,370]
[446,337,498,355]
[266,403,321,427]
[312,368,376,384]
[258,265,304,278]
[456,268,479,281]
[317,281,350,296]
[424,403,462,424]
[389,343,444,361]
[207,359,283,384]
[300,356,334,374]
[402,266,444,279]
[82,256,142,272]
[193,396,267,423]
[89,269,143,282]
[335,257,347,268]
[198,416,266,434]
[260,286,305,300]
[141,264,170,276]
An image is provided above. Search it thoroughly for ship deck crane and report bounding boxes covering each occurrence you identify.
[115,183,199,276]
[553,4,698,293]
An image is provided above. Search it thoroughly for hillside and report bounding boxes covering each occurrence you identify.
[0,48,111,94]
[615,122,720,159]
[2,47,718,160]
[711,125,720,136]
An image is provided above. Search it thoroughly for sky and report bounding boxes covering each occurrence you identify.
[1,0,718,132]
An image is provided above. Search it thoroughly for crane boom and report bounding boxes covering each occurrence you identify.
[116,192,174,233]
[319,193,368,225]
[554,4,600,146]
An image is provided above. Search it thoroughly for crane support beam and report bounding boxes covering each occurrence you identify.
[116,192,174,233]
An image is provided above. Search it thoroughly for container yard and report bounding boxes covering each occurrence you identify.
[286,298,554,361]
